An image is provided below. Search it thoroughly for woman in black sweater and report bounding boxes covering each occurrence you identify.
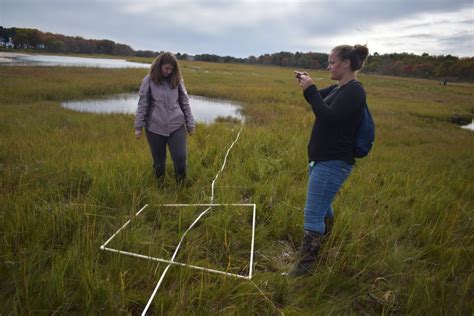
[289,44,369,277]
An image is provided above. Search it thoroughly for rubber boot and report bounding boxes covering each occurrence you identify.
[288,230,323,277]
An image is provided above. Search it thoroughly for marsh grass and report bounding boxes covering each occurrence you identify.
[0,60,473,314]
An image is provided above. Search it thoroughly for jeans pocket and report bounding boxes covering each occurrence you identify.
[326,160,352,178]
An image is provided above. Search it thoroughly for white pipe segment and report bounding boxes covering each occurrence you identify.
[101,246,250,279]
[249,203,257,279]
[159,203,255,207]
[100,204,149,250]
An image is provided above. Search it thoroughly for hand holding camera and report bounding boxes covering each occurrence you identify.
[294,70,314,91]
[294,70,308,80]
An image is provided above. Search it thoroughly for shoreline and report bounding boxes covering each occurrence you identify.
[0,52,30,62]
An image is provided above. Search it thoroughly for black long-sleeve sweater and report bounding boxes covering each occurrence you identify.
[303,80,366,165]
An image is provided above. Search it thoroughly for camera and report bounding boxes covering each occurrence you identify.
[295,71,305,79]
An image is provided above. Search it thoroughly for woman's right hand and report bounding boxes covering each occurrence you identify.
[135,129,142,139]
[298,74,315,91]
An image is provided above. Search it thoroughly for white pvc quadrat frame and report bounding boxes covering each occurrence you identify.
[100,203,257,280]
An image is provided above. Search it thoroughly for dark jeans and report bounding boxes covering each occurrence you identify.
[145,126,187,183]
[304,160,353,234]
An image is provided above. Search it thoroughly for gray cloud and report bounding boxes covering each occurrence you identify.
[438,33,474,55]
[1,0,472,57]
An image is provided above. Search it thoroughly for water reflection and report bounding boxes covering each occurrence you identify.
[0,52,149,68]
[61,93,243,123]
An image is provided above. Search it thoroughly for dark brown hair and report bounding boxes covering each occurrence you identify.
[149,52,182,88]
[332,44,369,71]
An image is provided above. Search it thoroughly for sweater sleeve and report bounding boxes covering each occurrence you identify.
[303,83,365,123]
[178,80,196,132]
[303,84,337,104]
[134,75,150,130]
[319,84,338,98]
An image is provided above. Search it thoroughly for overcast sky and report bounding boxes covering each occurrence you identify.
[1,0,473,57]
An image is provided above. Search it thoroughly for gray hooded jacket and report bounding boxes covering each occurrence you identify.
[135,75,195,136]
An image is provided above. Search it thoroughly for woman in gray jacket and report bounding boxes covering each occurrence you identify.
[135,52,195,185]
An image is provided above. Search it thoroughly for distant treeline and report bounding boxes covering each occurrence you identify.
[194,52,474,82]
[194,52,328,69]
[2,26,473,81]
[0,26,159,57]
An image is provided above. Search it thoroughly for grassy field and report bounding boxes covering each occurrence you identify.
[0,59,473,315]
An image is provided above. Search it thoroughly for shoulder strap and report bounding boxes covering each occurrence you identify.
[146,76,152,117]
[177,81,185,111]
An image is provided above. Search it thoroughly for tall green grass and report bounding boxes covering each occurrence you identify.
[0,61,473,314]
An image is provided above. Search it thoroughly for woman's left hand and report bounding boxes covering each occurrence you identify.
[135,129,142,139]
[298,75,315,91]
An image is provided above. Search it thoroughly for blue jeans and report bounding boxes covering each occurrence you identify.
[304,160,353,234]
